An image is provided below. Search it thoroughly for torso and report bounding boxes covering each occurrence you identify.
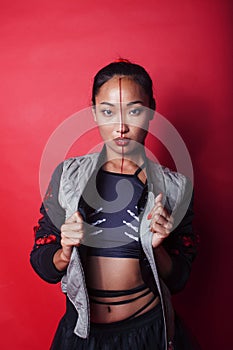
[82,162,159,323]
[85,256,159,323]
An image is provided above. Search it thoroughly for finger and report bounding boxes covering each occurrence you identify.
[168,215,174,225]
[151,234,164,248]
[65,211,83,224]
[154,194,174,223]
[148,205,172,223]
[61,222,83,233]
[61,239,81,248]
[75,211,83,222]
[61,231,84,246]
[147,193,163,219]
[152,214,173,229]
[150,222,170,236]
[149,204,165,218]
[155,208,173,223]
[153,210,174,228]
[61,230,84,240]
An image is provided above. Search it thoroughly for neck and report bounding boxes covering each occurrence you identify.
[103,152,146,174]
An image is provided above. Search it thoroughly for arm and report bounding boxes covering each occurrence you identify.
[30,163,67,283]
[30,163,85,282]
[161,191,197,293]
[147,193,174,281]
[53,211,84,271]
[30,203,66,283]
[148,186,197,294]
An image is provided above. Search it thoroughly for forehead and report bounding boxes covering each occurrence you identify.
[95,76,149,104]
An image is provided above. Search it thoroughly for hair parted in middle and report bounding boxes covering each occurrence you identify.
[92,59,156,111]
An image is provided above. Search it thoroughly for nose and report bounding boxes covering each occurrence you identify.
[116,112,129,134]
[116,120,129,135]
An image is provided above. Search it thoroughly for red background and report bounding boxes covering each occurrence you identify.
[0,1,232,349]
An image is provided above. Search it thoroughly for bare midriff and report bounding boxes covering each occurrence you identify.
[85,256,160,323]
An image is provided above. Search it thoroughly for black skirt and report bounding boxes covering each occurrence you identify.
[50,299,165,350]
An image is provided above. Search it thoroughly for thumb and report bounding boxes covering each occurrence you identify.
[66,211,83,224]
[155,193,163,203]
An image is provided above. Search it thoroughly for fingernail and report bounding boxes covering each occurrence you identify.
[166,223,172,229]
[147,213,152,219]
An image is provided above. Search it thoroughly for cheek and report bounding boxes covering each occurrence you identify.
[98,125,113,140]
[131,117,150,131]
[133,125,148,140]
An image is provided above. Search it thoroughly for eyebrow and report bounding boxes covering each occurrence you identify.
[127,100,144,106]
[99,100,144,107]
[100,102,115,107]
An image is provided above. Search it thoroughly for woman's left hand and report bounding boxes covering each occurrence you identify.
[147,193,174,248]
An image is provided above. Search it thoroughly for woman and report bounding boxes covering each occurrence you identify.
[30,60,198,349]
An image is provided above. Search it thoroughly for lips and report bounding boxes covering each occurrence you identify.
[114,137,130,146]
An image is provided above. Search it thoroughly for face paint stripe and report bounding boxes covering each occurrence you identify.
[119,77,125,173]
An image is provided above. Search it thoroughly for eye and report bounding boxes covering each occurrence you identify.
[102,109,113,117]
[129,108,143,116]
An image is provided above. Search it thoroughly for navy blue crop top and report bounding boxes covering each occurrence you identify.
[79,166,148,259]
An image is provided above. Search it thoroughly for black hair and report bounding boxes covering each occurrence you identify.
[92,59,156,110]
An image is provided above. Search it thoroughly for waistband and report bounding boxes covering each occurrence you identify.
[90,301,162,335]
[65,296,161,331]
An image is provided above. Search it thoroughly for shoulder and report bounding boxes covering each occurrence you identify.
[57,153,100,175]
[147,158,190,190]
[48,153,100,189]
[63,153,100,168]
[147,158,193,212]
[161,165,192,198]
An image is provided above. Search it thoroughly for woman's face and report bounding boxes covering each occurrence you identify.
[93,76,153,160]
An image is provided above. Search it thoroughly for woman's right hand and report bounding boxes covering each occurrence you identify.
[53,211,84,270]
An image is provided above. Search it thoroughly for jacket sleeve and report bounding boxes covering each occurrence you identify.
[30,163,67,284]
[162,179,198,294]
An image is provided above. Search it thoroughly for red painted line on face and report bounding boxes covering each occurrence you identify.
[119,77,125,173]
